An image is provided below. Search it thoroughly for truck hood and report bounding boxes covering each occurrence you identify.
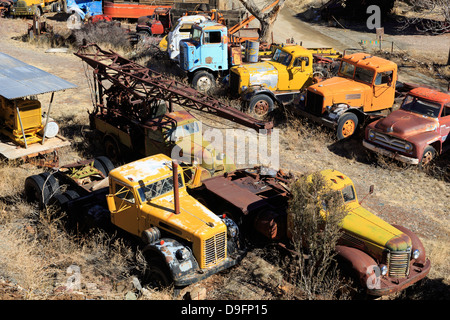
[342,203,411,251]
[374,109,438,137]
[238,61,279,90]
[309,77,370,105]
[143,190,225,238]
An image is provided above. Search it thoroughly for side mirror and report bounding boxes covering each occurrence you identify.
[107,194,117,213]
[301,60,306,72]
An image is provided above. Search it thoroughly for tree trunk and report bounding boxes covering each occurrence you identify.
[238,0,286,43]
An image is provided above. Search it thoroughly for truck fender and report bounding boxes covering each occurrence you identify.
[244,88,281,106]
[391,224,427,266]
[142,238,199,282]
[335,245,378,288]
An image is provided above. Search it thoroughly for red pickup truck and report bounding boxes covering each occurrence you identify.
[363,87,450,167]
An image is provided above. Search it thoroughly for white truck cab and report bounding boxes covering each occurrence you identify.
[167,15,209,63]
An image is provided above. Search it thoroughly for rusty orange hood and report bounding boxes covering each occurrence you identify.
[374,109,438,137]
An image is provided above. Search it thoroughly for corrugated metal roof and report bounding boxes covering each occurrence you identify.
[0,52,77,99]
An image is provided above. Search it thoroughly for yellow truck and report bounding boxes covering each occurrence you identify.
[229,44,340,119]
[25,154,245,288]
[296,52,400,140]
[188,166,431,297]
[10,0,63,17]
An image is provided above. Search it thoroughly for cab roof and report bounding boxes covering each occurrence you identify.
[277,44,311,56]
[194,20,226,30]
[343,53,397,72]
[409,87,450,105]
[109,154,175,187]
[319,169,354,191]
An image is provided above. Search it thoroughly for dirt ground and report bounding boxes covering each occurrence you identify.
[0,2,449,301]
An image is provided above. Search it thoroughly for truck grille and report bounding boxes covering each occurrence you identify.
[387,249,411,277]
[179,46,186,70]
[306,90,324,116]
[203,232,227,268]
[229,71,240,97]
[370,132,410,153]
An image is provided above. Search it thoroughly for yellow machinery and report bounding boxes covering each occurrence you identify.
[0,96,44,146]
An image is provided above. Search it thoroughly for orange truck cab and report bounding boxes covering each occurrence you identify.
[297,52,398,140]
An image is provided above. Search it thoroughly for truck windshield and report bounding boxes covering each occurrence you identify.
[272,49,292,66]
[354,67,374,84]
[341,185,356,203]
[339,61,355,78]
[170,121,200,141]
[191,28,202,42]
[400,95,441,118]
[137,173,184,202]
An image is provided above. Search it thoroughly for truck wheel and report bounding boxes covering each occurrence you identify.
[103,136,121,164]
[337,113,358,140]
[192,71,215,94]
[25,173,59,209]
[144,257,172,288]
[419,146,436,169]
[249,94,274,119]
[93,156,115,177]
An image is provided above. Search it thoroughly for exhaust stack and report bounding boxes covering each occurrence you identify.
[173,160,180,215]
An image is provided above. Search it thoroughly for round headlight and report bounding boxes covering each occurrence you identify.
[380,264,388,276]
[412,249,420,260]
[404,142,413,151]
[368,130,375,140]
[175,248,190,261]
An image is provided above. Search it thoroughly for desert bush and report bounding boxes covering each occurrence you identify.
[72,22,132,49]
[287,172,348,299]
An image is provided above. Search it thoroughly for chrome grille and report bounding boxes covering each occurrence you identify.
[387,249,411,277]
[370,132,410,153]
[203,232,227,268]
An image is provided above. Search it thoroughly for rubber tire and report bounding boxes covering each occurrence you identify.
[93,156,115,177]
[419,146,436,169]
[191,71,215,94]
[249,94,274,119]
[144,257,172,288]
[337,113,358,140]
[103,136,121,164]
[24,173,59,209]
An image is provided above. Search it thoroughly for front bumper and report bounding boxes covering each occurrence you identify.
[363,140,419,165]
[173,252,246,287]
[367,258,431,296]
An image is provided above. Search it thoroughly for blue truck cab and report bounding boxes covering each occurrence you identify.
[179,21,233,93]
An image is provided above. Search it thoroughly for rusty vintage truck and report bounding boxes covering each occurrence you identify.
[188,166,431,297]
[363,87,450,167]
[25,154,245,288]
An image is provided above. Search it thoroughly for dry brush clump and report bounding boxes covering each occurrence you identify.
[287,172,349,299]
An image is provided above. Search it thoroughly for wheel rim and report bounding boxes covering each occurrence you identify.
[197,76,212,93]
[421,150,434,166]
[253,100,269,117]
[341,119,355,138]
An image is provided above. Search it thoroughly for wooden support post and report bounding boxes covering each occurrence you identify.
[41,92,54,145]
